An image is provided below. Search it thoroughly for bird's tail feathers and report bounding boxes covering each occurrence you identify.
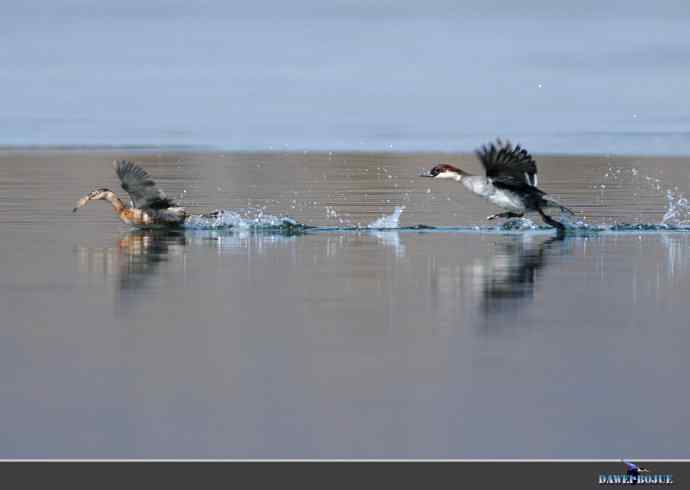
[542,195,575,216]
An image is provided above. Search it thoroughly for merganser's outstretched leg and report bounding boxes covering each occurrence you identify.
[537,207,565,236]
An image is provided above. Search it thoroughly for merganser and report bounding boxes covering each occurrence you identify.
[420,140,574,232]
[73,160,187,228]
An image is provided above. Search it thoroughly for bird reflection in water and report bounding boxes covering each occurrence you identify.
[471,234,573,319]
[77,228,303,304]
[116,229,187,293]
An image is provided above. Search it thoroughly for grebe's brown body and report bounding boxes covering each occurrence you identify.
[73,160,187,228]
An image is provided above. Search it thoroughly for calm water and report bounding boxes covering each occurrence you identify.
[3,1,690,153]
[1,149,690,458]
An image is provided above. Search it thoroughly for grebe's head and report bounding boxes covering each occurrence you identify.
[73,188,113,212]
[419,164,465,180]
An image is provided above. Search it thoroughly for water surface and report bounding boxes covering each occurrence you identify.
[3,1,690,153]
[1,150,689,458]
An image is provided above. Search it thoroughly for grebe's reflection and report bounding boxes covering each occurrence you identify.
[81,228,407,297]
[116,229,187,293]
[111,228,305,312]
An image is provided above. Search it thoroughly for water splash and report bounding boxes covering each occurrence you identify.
[595,165,671,225]
[367,206,405,229]
[183,208,305,231]
[178,177,690,236]
[661,190,690,226]
[498,217,539,231]
[325,205,355,227]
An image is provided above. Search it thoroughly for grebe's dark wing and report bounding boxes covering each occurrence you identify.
[476,140,538,188]
[113,160,176,209]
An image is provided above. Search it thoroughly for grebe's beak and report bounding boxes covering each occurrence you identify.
[418,169,434,178]
[73,195,90,213]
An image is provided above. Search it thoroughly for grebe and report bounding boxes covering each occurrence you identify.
[73,160,187,228]
[420,140,574,232]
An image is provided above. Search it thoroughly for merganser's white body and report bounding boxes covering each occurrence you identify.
[433,171,528,214]
[462,175,527,214]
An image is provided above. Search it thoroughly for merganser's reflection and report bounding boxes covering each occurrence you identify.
[470,234,573,320]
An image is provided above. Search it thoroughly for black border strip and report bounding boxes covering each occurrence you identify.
[0,460,686,490]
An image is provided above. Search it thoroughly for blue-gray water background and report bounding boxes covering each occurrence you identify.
[3,0,690,153]
[3,1,690,459]
[2,150,690,458]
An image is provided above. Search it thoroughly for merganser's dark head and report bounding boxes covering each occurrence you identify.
[73,187,113,212]
[419,164,466,181]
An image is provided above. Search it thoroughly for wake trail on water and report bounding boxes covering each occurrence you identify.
[182,206,690,236]
[184,208,306,231]
[181,168,690,235]
[182,206,408,232]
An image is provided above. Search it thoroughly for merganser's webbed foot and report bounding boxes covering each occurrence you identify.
[486,212,524,221]
[537,208,566,237]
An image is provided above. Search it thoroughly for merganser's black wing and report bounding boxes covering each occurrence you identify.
[113,160,176,210]
[476,140,538,189]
